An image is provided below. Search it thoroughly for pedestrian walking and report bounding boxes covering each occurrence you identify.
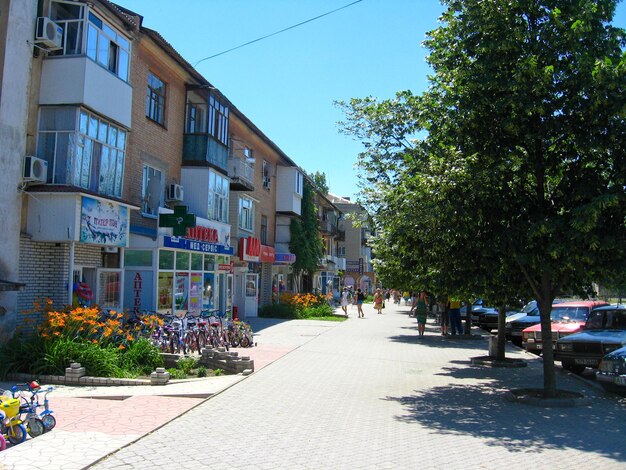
[373,288,384,314]
[447,297,463,335]
[340,288,350,316]
[356,288,365,318]
[413,290,428,336]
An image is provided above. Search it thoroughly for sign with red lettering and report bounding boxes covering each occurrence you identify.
[238,237,261,262]
[186,226,219,243]
[259,245,275,263]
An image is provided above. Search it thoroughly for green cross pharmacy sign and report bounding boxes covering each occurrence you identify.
[158,206,196,236]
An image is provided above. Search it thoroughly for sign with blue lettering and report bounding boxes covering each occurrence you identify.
[163,236,234,255]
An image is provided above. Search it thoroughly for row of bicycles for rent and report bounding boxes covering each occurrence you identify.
[129,310,255,355]
[0,381,56,450]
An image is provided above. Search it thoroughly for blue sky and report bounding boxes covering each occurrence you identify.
[114,0,626,201]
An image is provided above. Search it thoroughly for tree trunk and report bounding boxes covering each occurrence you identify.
[464,300,472,335]
[497,304,507,361]
[539,278,557,398]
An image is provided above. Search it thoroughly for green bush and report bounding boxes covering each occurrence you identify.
[259,303,297,319]
[118,338,163,375]
[197,366,207,378]
[167,367,187,379]
[177,357,197,375]
[0,335,45,379]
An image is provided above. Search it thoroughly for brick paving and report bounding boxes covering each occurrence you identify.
[2,302,626,469]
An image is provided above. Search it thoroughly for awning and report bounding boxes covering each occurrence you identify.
[0,279,26,292]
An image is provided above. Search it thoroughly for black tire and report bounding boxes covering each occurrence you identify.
[561,362,586,375]
[41,414,56,431]
[240,334,251,348]
[27,417,46,438]
[196,331,207,353]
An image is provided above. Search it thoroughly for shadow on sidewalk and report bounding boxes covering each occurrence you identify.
[383,362,626,462]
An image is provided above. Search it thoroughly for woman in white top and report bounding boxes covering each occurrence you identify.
[340,288,350,315]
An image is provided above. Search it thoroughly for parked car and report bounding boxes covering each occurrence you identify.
[505,298,566,345]
[478,307,523,332]
[555,305,626,374]
[596,345,626,395]
[521,300,609,354]
[460,299,493,323]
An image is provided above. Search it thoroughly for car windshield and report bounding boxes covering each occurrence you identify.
[521,301,538,315]
[551,307,589,322]
[586,310,626,330]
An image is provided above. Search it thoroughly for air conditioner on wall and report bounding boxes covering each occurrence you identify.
[167,183,184,202]
[23,156,48,184]
[35,17,63,50]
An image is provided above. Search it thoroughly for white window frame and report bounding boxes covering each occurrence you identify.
[208,170,229,223]
[141,165,163,217]
[238,196,254,232]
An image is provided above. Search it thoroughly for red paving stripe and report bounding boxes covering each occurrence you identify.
[53,395,203,435]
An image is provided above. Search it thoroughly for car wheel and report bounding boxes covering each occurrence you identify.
[561,362,585,375]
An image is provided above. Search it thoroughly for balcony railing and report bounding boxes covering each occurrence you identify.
[228,157,254,191]
[183,134,228,172]
[319,218,338,234]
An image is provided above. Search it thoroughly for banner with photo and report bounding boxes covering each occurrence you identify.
[80,196,129,246]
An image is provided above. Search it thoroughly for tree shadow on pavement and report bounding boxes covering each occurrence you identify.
[383,361,626,462]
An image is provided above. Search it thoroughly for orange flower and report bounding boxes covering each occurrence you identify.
[118,344,125,350]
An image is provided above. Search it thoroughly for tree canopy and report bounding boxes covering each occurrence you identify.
[339,0,626,397]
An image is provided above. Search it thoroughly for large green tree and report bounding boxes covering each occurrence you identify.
[290,182,325,292]
[340,0,626,397]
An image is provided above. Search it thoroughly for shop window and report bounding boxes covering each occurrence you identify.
[98,270,121,309]
[204,254,216,271]
[176,252,190,270]
[158,250,174,270]
[174,273,189,314]
[124,250,153,267]
[191,253,203,271]
[158,272,174,313]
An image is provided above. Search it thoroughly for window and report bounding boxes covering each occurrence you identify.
[50,2,130,81]
[337,246,346,257]
[262,160,271,190]
[208,95,229,145]
[146,72,166,125]
[239,197,254,232]
[296,171,303,196]
[260,215,268,244]
[186,102,206,134]
[142,165,163,216]
[207,170,229,223]
[37,107,126,197]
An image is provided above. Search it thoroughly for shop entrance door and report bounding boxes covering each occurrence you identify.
[245,273,258,317]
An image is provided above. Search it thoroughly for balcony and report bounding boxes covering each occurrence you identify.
[228,157,254,191]
[319,218,338,235]
[39,56,132,128]
[183,135,228,173]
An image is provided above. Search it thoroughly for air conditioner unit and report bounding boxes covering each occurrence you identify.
[167,183,184,202]
[263,177,271,189]
[102,246,119,254]
[35,17,63,50]
[23,156,48,184]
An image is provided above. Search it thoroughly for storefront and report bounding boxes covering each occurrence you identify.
[272,252,296,300]
[124,215,233,316]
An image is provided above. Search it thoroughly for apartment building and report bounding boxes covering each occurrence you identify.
[1,0,333,339]
[327,194,375,294]
[313,193,345,295]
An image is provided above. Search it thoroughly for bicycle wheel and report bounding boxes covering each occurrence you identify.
[27,417,46,438]
[239,334,251,348]
[41,414,56,431]
[7,423,27,445]
[196,330,207,352]
[229,329,240,348]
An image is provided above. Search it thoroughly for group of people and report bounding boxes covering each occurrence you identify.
[406,292,464,336]
[339,287,366,318]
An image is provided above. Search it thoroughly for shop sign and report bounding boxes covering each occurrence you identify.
[80,196,129,246]
[346,259,364,274]
[218,262,233,273]
[164,236,234,255]
[259,245,275,263]
[186,226,219,243]
[158,205,196,237]
[238,237,261,262]
[274,253,296,265]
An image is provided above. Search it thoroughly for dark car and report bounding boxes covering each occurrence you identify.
[460,299,492,323]
[596,345,626,395]
[555,305,626,374]
[505,299,566,345]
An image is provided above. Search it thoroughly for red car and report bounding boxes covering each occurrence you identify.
[522,300,609,354]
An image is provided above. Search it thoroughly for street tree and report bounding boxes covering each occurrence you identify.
[339,0,626,397]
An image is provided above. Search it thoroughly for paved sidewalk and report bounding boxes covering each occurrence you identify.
[2,303,626,469]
